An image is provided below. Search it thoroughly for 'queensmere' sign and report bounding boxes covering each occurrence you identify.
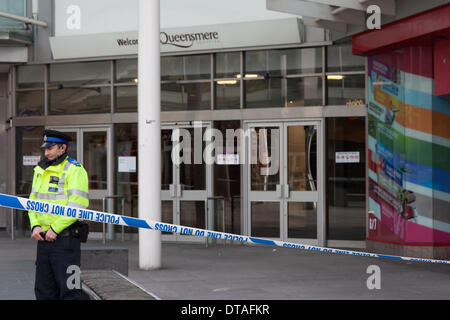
[49,18,303,59]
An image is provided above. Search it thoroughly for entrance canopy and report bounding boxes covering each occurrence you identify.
[266,0,396,32]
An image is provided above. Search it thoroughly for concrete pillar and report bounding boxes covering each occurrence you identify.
[138,0,161,270]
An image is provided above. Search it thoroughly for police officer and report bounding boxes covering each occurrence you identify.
[28,129,89,300]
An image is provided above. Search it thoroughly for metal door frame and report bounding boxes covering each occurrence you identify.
[160,121,212,242]
[46,125,113,239]
[243,119,325,246]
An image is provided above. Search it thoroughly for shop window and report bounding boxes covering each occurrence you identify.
[16,65,45,116]
[286,47,322,75]
[326,117,366,240]
[16,91,44,117]
[49,61,110,87]
[244,48,325,108]
[161,54,211,111]
[161,82,211,111]
[115,86,137,113]
[245,79,282,109]
[327,42,365,72]
[48,61,111,115]
[215,52,240,78]
[17,65,44,89]
[214,52,241,109]
[327,74,365,106]
[49,87,111,115]
[244,50,283,108]
[215,81,240,110]
[245,50,282,77]
[116,59,137,83]
[161,54,210,81]
[287,76,322,107]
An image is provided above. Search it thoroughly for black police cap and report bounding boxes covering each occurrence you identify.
[41,129,72,148]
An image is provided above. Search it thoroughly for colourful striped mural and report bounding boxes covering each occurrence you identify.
[367,49,450,245]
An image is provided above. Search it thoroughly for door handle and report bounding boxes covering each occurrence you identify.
[284,184,290,199]
[169,184,176,198]
[276,184,282,198]
[177,184,183,197]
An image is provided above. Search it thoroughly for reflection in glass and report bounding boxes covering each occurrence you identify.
[179,127,206,191]
[327,117,366,240]
[64,132,77,160]
[215,52,240,78]
[251,202,279,237]
[213,121,242,234]
[327,74,365,106]
[49,61,110,87]
[161,201,173,234]
[327,42,365,72]
[245,50,282,77]
[16,126,44,196]
[286,47,322,74]
[116,86,137,113]
[161,129,173,190]
[83,131,107,190]
[161,55,210,81]
[287,77,322,107]
[16,91,44,117]
[161,82,211,111]
[215,81,240,109]
[287,125,317,191]
[115,123,138,222]
[17,65,45,89]
[116,59,137,83]
[49,87,111,115]
[288,202,317,238]
[245,79,282,108]
[180,201,205,229]
[250,127,280,191]
[0,0,26,28]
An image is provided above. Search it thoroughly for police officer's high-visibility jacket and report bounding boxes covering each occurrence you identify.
[28,155,89,234]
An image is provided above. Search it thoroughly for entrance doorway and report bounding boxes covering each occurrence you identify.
[244,120,324,245]
[46,126,112,236]
[161,122,212,242]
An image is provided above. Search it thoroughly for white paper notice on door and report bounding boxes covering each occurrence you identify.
[23,156,41,166]
[118,156,136,172]
[217,154,239,165]
[335,151,360,163]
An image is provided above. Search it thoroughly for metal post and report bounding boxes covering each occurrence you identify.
[138,0,161,270]
[10,208,14,241]
[121,197,125,241]
[102,198,106,245]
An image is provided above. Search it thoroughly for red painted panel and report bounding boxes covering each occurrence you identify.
[367,47,433,78]
[352,3,450,56]
[434,39,450,96]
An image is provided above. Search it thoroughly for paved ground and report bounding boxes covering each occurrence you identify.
[0,237,449,300]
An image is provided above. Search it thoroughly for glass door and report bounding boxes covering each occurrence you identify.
[283,122,320,243]
[246,123,283,239]
[161,122,212,242]
[245,121,323,244]
[46,126,112,236]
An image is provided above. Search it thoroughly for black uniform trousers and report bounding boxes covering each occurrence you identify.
[35,235,81,300]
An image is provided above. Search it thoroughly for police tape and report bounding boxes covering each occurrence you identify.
[0,193,449,265]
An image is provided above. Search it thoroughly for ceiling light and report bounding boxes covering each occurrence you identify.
[327,75,344,80]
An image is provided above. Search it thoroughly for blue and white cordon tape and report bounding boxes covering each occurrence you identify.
[0,193,449,265]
